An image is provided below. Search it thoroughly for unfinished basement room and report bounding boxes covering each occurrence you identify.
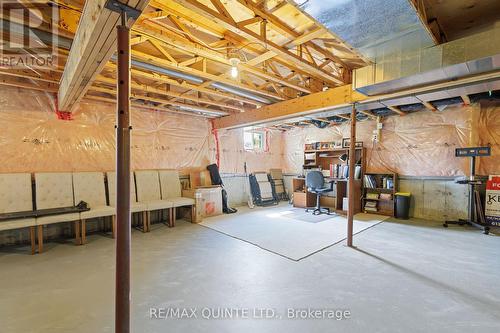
[1,0,499,332]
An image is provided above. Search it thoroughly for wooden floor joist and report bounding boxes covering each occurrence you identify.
[212,84,367,129]
[58,0,150,111]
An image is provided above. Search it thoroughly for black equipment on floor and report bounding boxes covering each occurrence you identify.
[443,147,491,234]
[206,164,237,214]
[249,172,279,206]
[0,201,89,222]
[305,171,334,215]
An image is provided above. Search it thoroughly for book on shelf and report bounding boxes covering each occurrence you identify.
[364,201,377,208]
[380,193,393,200]
[364,174,395,189]
[329,164,362,179]
[364,175,377,188]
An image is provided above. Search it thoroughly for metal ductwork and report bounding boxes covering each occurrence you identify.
[210,82,273,104]
[299,74,500,121]
[353,26,500,95]
[0,19,73,50]
[177,105,229,117]
[109,56,275,105]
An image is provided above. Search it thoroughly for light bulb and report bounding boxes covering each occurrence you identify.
[230,66,238,78]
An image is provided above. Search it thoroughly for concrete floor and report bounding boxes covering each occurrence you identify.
[1,207,499,333]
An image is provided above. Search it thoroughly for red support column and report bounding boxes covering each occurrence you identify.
[115,24,131,333]
[347,104,356,247]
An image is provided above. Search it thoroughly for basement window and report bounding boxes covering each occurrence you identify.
[244,129,267,151]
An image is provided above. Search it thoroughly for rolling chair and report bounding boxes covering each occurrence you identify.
[305,171,334,215]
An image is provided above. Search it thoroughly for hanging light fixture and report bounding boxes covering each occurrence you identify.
[228,49,241,78]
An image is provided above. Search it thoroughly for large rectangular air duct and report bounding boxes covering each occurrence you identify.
[353,27,500,95]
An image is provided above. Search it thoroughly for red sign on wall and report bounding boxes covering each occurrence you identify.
[485,176,500,226]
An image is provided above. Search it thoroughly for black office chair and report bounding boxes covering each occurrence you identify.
[305,171,334,215]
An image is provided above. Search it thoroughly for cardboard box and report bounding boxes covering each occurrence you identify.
[183,186,222,222]
[190,170,212,188]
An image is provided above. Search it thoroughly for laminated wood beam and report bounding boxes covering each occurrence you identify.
[58,0,150,111]
[212,84,367,129]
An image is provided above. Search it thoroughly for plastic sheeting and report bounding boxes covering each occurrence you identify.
[477,101,500,175]
[283,103,500,177]
[214,128,284,174]
[0,86,212,173]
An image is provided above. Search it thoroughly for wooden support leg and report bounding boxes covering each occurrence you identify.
[168,208,172,227]
[37,225,44,253]
[146,211,151,233]
[30,226,36,255]
[142,211,147,233]
[81,219,86,245]
[112,215,116,239]
[171,208,176,228]
[191,205,195,223]
[75,220,81,245]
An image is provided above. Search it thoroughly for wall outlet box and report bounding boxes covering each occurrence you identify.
[377,123,383,130]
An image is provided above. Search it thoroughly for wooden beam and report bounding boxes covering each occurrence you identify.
[0,74,58,92]
[58,0,150,111]
[209,0,234,22]
[131,49,283,100]
[150,39,178,64]
[421,100,437,111]
[85,94,211,118]
[234,0,350,70]
[286,27,325,48]
[135,24,311,94]
[96,75,244,111]
[122,65,263,106]
[335,114,351,120]
[461,94,471,105]
[0,69,60,84]
[170,0,344,86]
[89,85,230,115]
[130,35,149,45]
[236,16,262,28]
[212,84,366,129]
[358,110,377,119]
[387,106,406,116]
[246,51,276,66]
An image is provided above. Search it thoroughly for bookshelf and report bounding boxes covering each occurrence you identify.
[362,173,398,216]
[297,147,366,214]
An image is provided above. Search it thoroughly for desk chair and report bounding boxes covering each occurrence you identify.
[305,171,334,215]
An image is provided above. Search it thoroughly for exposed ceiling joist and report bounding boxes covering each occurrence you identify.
[169,0,344,86]
[212,84,366,129]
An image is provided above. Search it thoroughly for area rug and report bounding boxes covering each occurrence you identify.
[199,204,389,261]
